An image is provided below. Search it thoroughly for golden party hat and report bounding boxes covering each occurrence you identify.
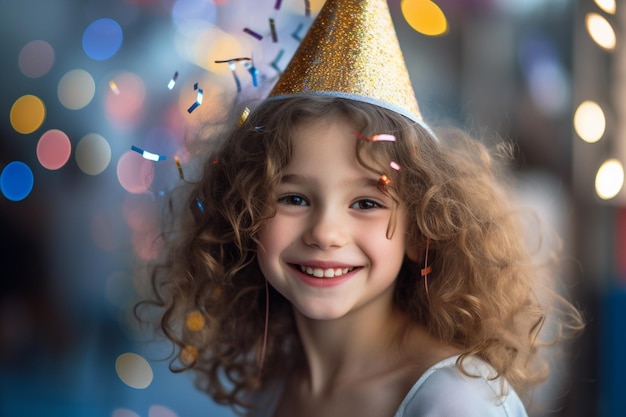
[269,0,423,124]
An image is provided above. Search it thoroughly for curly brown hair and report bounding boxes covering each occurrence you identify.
[138,95,583,413]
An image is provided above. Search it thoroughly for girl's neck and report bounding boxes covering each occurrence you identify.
[292,297,414,396]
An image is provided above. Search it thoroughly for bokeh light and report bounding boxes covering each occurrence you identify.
[58,69,96,110]
[122,194,158,233]
[1,161,34,202]
[585,12,616,51]
[75,133,112,175]
[116,150,155,193]
[83,18,124,60]
[171,0,217,38]
[18,40,55,78]
[112,409,141,417]
[594,0,616,14]
[574,100,606,143]
[36,129,72,170]
[596,158,624,200]
[105,72,146,127]
[10,94,46,134]
[148,405,179,417]
[115,352,153,389]
[401,0,448,36]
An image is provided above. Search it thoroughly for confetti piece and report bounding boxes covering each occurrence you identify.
[212,157,219,164]
[304,0,311,17]
[269,18,278,42]
[274,0,282,9]
[167,71,179,90]
[390,161,401,171]
[180,345,198,366]
[292,23,304,41]
[187,88,204,113]
[174,155,184,180]
[270,49,285,73]
[378,174,390,190]
[186,311,205,332]
[109,80,120,95]
[195,197,205,213]
[131,145,166,162]
[214,57,251,64]
[228,62,242,92]
[243,61,259,87]
[352,131,397,142]
[243,27,263,40]
[238,107,250,126]
[193,82,199,90]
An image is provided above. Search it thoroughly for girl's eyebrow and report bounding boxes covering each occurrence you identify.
[280,173,383,191]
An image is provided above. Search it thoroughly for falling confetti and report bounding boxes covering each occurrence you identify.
[269,18,278,42]
[390,161,401,171]
[292,22,304,41]
[109,80,120,95]
[187,87,203,113]
[243,27,263,40]
[238,107,250,126]
[270,49,285,73]
[131,145,166,162]
[167,71,179,90]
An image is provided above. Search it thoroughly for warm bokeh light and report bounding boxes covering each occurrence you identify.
[18,40,55,78]
[57,69,96,110]
[596,158,624,200]
[585,12,616,51]
[0,161,34,202]
[83,18,124,60]
[574,100,606,143]
[75,133,112,175]
[10,94,46,134]
[36,129,72,170]
[116,150,155,193]
[401,0,448,36]
[105,72,146,128]
[115,352,153,389]
[594,0,616,14]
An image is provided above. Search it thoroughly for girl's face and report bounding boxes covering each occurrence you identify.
[257,115,410,321]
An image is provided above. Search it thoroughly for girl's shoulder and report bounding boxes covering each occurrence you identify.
[394,355,529,417]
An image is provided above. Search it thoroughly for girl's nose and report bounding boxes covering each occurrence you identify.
[302,208,349,249]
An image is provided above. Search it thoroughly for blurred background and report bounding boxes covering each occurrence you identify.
[0,0,623,416]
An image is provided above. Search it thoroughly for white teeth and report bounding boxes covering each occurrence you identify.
[299,265,355,278]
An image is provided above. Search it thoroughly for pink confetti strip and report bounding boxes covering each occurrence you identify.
[390,161,401,171]
[243,27,263,40]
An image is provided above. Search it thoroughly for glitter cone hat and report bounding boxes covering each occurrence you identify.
[269,0,423,124]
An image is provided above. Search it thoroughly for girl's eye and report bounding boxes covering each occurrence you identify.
[351,199,382,210]
[278,194,308,206]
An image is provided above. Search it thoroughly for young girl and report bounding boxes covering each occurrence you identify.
[139,0,583,416]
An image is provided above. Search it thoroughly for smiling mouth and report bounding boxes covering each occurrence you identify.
[297,265,356,278]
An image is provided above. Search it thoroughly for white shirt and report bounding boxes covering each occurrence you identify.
[251,355,528,417]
